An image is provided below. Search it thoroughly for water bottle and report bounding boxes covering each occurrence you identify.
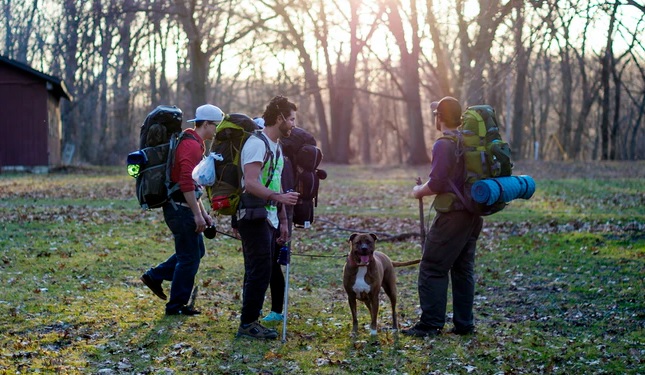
[127,163,140,178]
[277,244,290,265]
[126,150,146,178]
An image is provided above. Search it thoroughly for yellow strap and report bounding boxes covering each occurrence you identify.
[471,112,486,138]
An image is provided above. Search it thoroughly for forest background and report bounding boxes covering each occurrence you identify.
[1,0,644,165]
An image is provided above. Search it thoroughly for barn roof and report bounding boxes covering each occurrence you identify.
[0,55,73,101]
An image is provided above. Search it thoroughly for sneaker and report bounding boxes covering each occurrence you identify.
[141,273,167,300]
[237,321,278,340]
[449,326,475,336]
[402,322,441,338]
[262,311,284,322]
[166,306,201,316]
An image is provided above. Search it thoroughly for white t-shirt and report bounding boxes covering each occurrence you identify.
[239,132,283,228]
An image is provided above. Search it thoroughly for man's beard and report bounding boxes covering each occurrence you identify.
[279,123,292,138]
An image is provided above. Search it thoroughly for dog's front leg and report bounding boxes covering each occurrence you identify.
[348,294,359,336]
[368,295,379,335]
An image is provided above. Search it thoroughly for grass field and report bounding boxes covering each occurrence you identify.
[0,161,643,374]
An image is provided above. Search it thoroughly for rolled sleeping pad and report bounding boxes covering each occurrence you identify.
[471,175,536,205]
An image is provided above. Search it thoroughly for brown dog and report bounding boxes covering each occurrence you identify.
[343,233,420,335]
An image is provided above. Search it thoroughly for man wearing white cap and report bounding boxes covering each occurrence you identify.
[141,104,223,316]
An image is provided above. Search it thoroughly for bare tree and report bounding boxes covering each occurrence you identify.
[111,0,149,160]
[169,0,263,114]
[457,0,514,106]
[511,1,528,159]
[383,0,430,165]
[1,0,40,62]
[599,1,619,160]
[262,0,382,163]
[5,0,643,165]
[570,2,601,160]
[326,0,380,164]
[264,0,332,157]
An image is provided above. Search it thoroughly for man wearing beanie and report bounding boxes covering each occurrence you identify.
[403,96,483,337]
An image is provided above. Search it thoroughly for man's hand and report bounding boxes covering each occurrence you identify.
[202,212,213,227]
[412,184,425,199]
[277,225,290,244]
[194,215,207,233]
[276,191,300,206]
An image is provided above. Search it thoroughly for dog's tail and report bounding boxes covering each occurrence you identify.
[392,259,421,267]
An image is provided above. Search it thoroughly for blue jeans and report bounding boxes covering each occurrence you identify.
[147,204,205,313]
[418,210,483,331]
[238,218,275,325]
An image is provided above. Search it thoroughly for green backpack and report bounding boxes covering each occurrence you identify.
[439,105,513,216]
[207,113,273,216]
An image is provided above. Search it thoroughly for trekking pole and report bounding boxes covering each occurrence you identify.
[278,242,291,342]
[416,177,425,248]
[187,285,198,310]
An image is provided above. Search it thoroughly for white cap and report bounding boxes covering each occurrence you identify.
[187,104,224,122]
[253,117,265,129]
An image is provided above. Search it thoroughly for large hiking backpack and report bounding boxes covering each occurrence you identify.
[127,106,195,210]
[441,105,513,216]
[207,113,273,215]
[281,127,326,227]
[138,105,183,148]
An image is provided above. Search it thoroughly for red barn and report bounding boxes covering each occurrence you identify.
[0,55,72,173]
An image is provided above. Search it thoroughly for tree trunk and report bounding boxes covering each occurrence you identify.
[273,1,331,157]
[571,4,600,160]
[511,3,527,159]
[459,0,513,106]
[59,0,81,156]
[386,0,429,165]
[113,0,137,159]
[324,0,377,163]
[610,66,621,160]
[628,96,644,160]
[559,47,573,160]
[357,91,371,164]
[425,0,453,96]
[173,0,210,112]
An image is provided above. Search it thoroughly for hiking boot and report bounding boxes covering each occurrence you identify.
[402,322,441,338]
[166,306,201,316]
[262,311,284,322]
[141,273,167,300]
[448,326,475,336]
[237,321,278,340]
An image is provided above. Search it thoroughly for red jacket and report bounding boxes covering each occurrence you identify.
[171,129,204,193]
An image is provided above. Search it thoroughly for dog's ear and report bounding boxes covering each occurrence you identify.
[369,233,378,242]
[349,233,358,242]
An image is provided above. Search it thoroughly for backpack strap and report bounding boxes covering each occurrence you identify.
[438,132,472,212]
[253,131,280,188]
[166,131,197,209]
[448,179,471,213]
